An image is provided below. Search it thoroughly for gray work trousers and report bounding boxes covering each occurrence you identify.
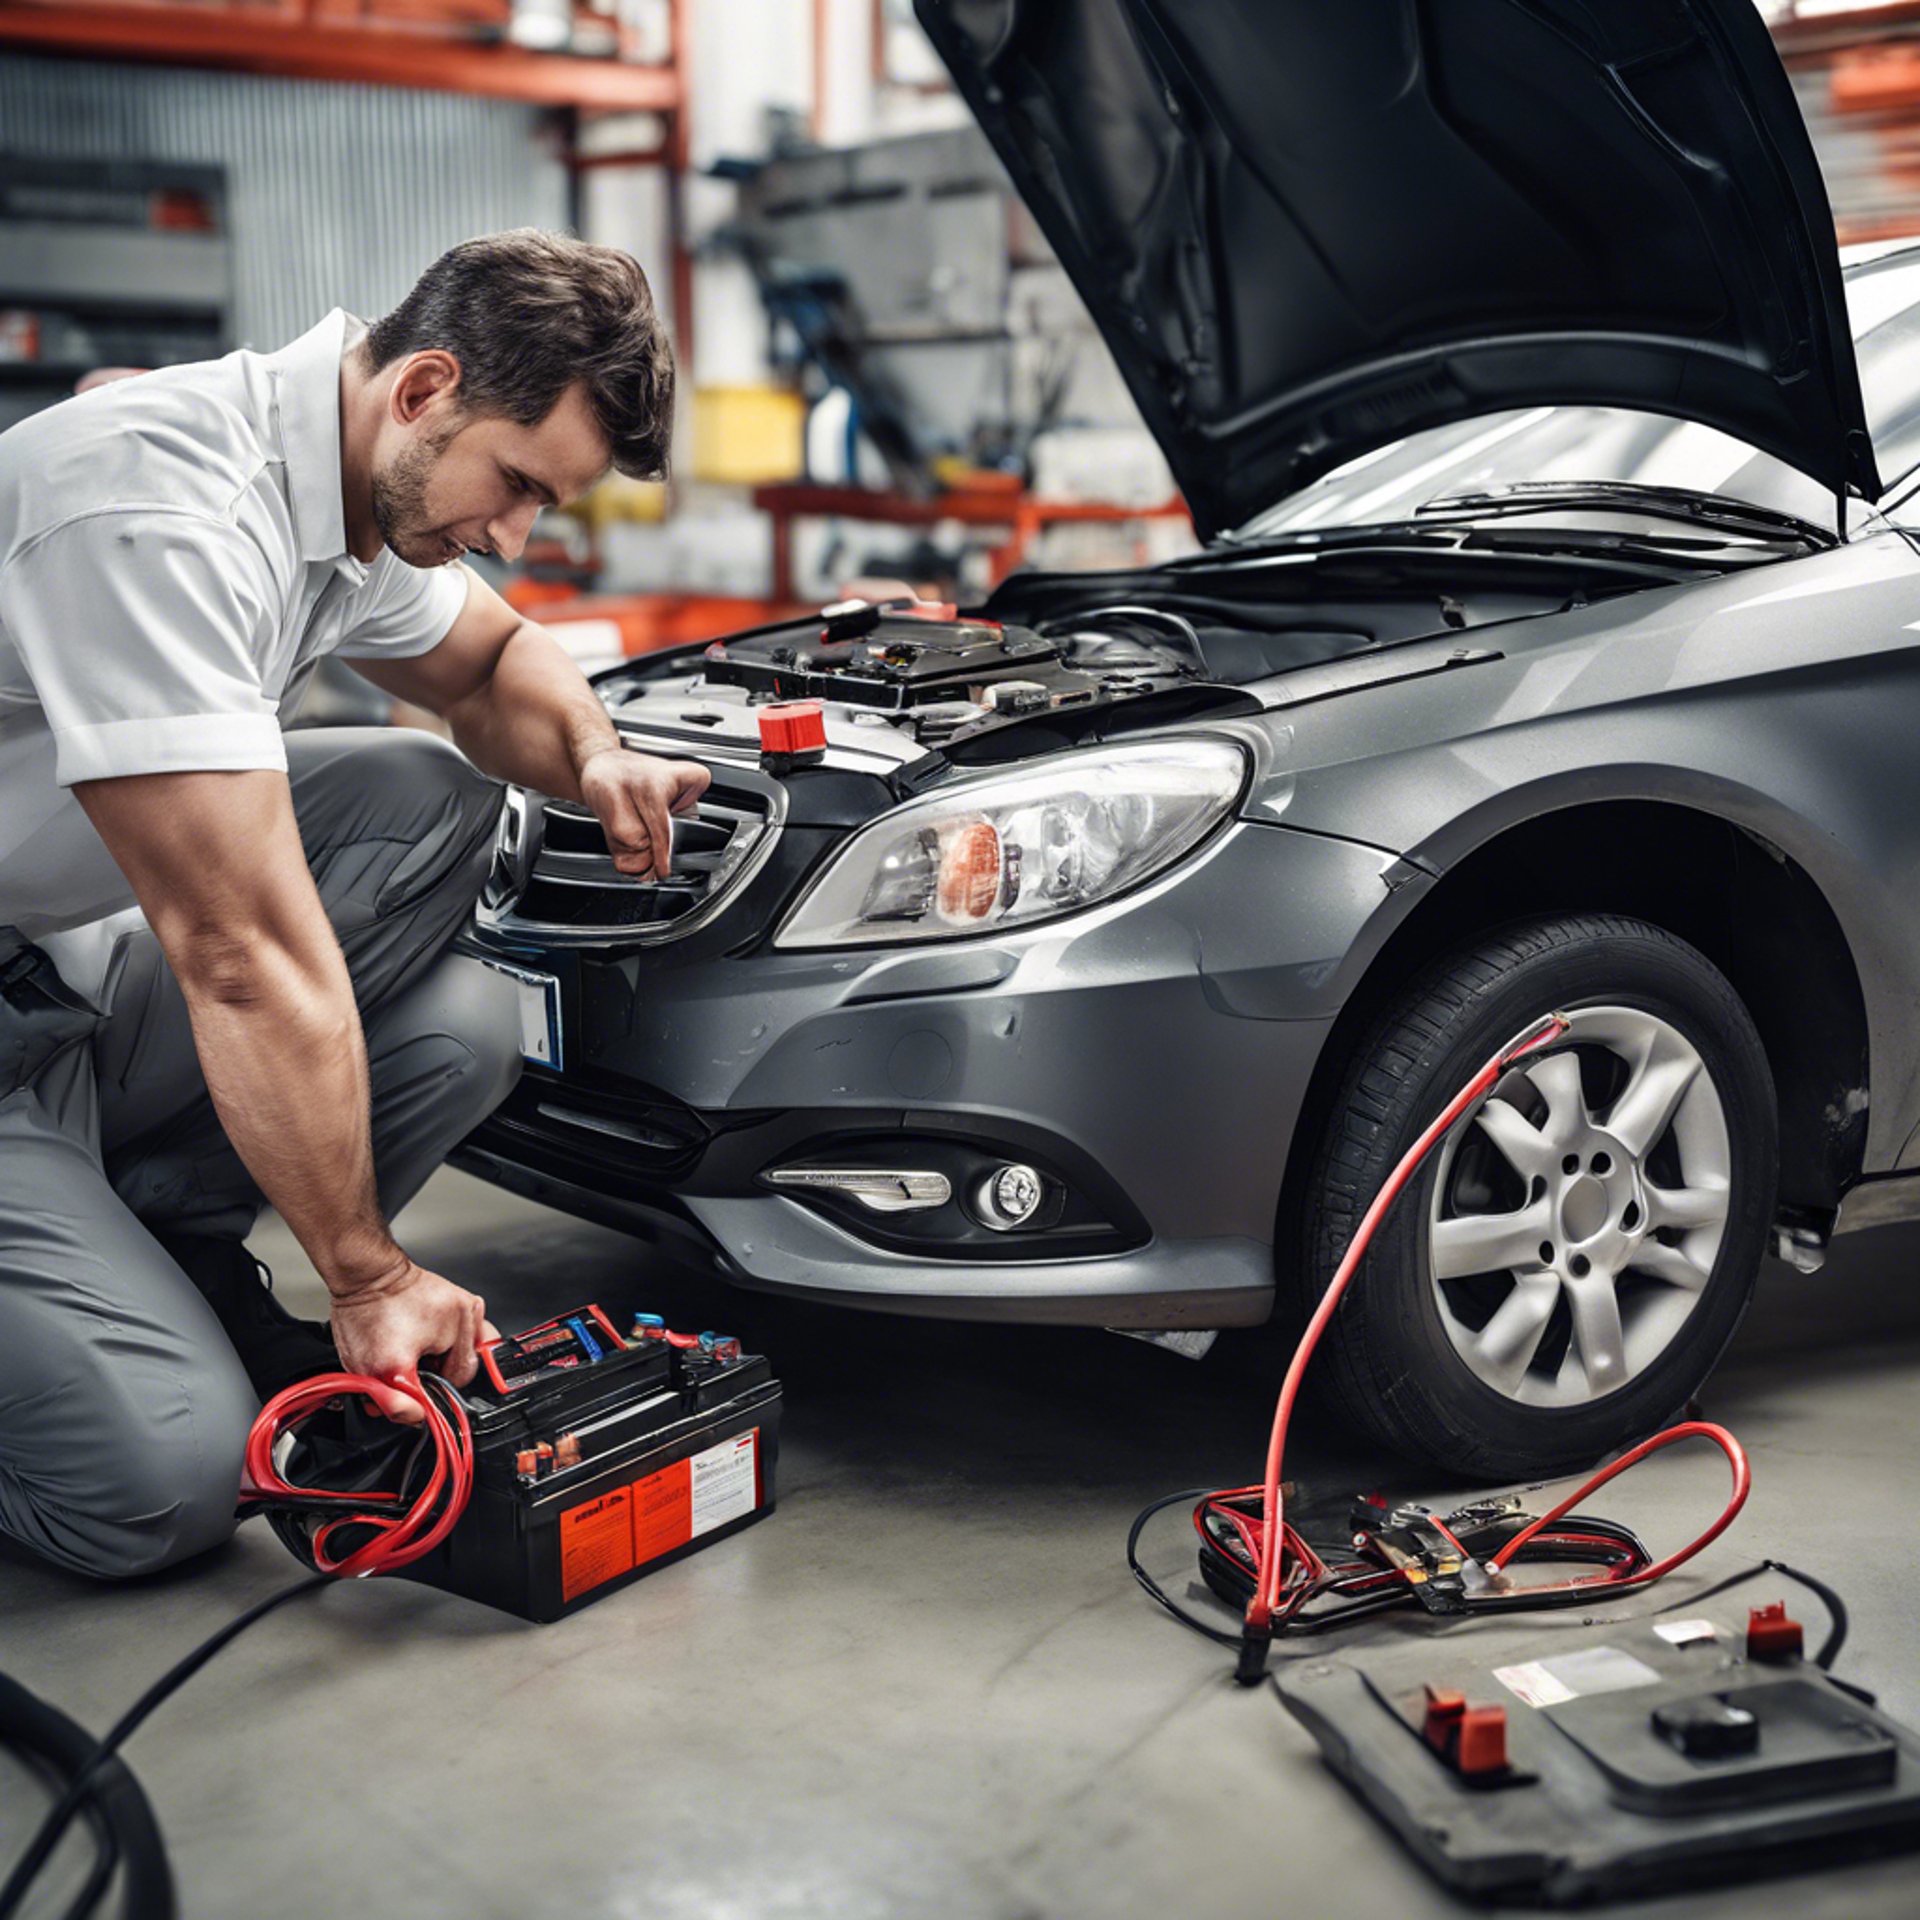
[0,729,523,1580]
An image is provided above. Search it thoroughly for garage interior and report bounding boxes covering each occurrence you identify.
[8,2,1920,1916]
[6,1183,1920,1917]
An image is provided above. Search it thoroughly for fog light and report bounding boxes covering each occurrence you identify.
[765,1167,952,1212]
[975,1162,1045,1230]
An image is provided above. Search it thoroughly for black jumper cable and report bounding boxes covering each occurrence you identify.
[0,1366,474,1920]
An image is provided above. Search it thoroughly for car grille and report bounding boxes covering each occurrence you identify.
[476,766,782,946]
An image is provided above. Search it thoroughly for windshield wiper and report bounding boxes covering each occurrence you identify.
[1173,516,1723,575]
[1411,481,1834,550]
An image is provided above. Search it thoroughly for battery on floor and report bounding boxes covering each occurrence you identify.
[397,1303,784,1621]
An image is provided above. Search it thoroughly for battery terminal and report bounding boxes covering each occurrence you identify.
[1421,1686,1514,1783]
[1747,1601,1805,1662]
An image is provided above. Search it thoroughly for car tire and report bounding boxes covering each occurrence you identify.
[1297,914,1776,1481]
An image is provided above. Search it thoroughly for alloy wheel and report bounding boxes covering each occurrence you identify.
[1426,1004,1732,1408]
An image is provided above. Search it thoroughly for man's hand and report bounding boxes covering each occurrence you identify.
[330,1259,498,1422]
[354,582,716,860]
[578,749,711,881]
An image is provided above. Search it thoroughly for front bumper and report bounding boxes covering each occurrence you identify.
[457,819,1398,1326]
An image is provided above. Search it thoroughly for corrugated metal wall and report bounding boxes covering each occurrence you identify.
[0,52,572,352]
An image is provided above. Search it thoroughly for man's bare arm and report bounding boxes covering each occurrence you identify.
[353,571,709,881]
[73,767,490,1411]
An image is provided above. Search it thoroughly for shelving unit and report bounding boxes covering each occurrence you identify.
[0,2,681,113]
[1773,1,1920,244]
[0,1,695,359]
[0,153,232,429]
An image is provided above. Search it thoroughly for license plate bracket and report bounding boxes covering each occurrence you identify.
[479,957,563,1070]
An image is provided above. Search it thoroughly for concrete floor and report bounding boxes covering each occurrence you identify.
[5,1171,1920,1919]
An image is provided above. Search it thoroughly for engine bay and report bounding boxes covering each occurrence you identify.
[595,531,1769,766]
[598,599,1222,760]
[695,600,1210,747]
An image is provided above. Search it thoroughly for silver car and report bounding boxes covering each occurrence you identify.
[458,0,1920,1478]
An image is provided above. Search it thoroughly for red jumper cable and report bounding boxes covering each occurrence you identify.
[1225,1013,1752,1683]
[242,1366,477,1577]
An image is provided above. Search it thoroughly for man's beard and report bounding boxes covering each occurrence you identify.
[370,424,459,567]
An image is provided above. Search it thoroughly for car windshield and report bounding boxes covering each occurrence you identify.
[1232,245,1920,543]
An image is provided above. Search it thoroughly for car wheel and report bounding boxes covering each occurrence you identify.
[1298,914,1777,1481]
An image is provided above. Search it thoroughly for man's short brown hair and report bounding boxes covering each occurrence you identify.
[364,230,674,480]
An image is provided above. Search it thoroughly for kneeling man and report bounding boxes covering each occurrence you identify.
[0,231,707,1578]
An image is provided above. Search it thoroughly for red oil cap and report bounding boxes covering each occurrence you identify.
[759,702,827,755]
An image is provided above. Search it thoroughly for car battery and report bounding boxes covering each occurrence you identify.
[403,1305,781,1623]
[1274,1591,1920,1902]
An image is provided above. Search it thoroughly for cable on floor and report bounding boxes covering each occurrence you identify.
[1126,1014,1763,1684]
[0,1366,475,1920]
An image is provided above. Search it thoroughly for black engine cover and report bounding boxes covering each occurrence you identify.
[702,610,1081,711]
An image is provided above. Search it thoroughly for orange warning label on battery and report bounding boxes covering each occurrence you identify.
[559,1486,634,1602]
[628,1430,762,1568]
[629,1457,693,1567]
[558,1430,766,1599]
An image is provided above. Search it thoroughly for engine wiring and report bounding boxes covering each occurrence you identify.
[1126,1013,1757,1684]
[0,1368,478,1920]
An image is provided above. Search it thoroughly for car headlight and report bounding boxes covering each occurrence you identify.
[774,739,1247,949]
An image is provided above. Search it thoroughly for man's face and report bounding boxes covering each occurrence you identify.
[371,378,611,569]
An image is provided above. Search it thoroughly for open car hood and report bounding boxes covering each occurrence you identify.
[914,0,1879,539]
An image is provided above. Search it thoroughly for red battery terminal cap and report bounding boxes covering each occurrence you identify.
[759,702,826,756]
[664,1329,702,1350]
[1421,1686,1509,1778]
[1747,1600,1805,1662]
[1455,1706,1510,1777]
[1421,1686,1466,1745]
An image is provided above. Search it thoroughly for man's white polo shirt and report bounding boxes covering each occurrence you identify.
[0,309,471,956]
